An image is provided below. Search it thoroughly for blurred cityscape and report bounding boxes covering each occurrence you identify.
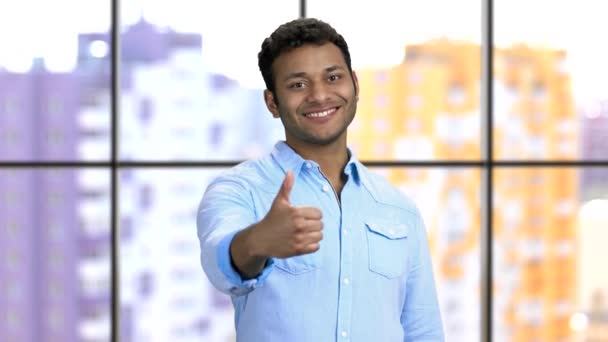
[1,17,608,342]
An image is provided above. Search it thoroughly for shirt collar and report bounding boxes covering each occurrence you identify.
[270,141,307,179]
[344,149,366,187]
[270,141,368,188]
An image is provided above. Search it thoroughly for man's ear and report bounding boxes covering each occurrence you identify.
[352,71,360,101]
[264,89,280,118]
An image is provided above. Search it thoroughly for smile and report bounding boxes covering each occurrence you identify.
[303,107,338,118]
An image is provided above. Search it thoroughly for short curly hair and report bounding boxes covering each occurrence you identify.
[258,18,352,94]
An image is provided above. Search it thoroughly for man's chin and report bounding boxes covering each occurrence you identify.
[303,134,343,146]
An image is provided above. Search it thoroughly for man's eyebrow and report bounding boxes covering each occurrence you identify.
[325,65,345,73]
[283,65,346,81]
[284,72,307,81]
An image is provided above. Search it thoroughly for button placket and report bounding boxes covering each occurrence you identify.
[336,186,353,342]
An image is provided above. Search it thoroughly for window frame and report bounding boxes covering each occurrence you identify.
[0,1,606,341]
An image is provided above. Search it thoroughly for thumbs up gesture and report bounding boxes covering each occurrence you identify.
[257,171,324,258]
[229,171,324,279]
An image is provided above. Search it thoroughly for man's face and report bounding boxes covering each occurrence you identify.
[264,43,359,147]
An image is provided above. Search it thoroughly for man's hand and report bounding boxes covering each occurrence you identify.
[230,171,324,279]
[254,171,324,258]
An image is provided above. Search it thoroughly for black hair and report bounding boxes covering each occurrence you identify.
[258,18,352,94]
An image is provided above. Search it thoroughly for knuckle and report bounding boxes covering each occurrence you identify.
[290,241,301,253]
[293,219,305,231]
[289,206,300,215]
[294,244,307,255]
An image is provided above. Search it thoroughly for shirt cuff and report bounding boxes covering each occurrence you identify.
[217,230,275,296]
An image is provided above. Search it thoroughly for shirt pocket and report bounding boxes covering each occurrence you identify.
[274,252,322,275]
[365,221,409,279]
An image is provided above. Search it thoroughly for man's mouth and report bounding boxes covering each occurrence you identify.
[303,107,338,118]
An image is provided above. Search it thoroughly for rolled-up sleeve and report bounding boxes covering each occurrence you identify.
[197,178,275,297]
[401,210,445,341]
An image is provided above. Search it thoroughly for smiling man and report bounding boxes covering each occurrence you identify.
[197,18,444,342]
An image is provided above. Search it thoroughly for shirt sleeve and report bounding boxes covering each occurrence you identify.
[401,210,445,341]
[196,178,275,297]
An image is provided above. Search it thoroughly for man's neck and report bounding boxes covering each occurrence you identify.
[285,138,349,184]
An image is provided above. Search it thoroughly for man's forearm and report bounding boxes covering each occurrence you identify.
[229,224,268,279]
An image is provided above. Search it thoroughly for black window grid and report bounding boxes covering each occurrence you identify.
[0,1,607,341]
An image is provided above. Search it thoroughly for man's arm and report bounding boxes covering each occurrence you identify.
[197,178,273,297]
[197,171,323,296]
[229,225,269,280]
[229,171,323,278]
[401,211,445,341]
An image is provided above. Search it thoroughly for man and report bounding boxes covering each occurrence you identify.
[197,18,444,341]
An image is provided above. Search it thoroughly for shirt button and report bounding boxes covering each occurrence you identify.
[305,162,313,169]
[343,277,350,285]
[343,229,349,236]
[341,331,348,338]
[322,185,330,192]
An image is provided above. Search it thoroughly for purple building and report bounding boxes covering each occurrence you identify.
[0,17,203,342]
[0,64,87,341]
[0,168,37,341]
[1,17,260,341]
[0,72,35,160]
[0,30,111,342]
[581,100,608,200]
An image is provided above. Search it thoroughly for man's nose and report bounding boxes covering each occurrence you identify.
[306,82,330,103]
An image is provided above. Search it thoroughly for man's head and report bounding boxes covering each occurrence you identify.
[258,18,353,96]
[258,18,359,148]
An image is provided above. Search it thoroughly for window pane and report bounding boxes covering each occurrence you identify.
[119,1,299,161]
[372,167,482,340]
[495,0,608,160]
[119,169,235,342]
[493,167,608,341]
[0,1,111,161]
[308,0,481,160]
[0,168,111,341]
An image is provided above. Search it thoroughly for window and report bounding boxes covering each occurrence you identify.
[1,1,607,342]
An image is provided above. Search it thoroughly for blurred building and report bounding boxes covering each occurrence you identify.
[581,99,608,200]
[495,45,578,160]
[2,16,603,342]
[495,45,578,342]
[353,41,580,342]
[81,19,246,342]
[0,17,271,342]
[352,39,480,161]
[0,66,111,340]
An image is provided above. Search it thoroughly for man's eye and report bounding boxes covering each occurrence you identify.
[328,75,341,82]
[289,82,305,89]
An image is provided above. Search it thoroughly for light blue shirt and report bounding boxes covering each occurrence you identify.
[197,141,444,342]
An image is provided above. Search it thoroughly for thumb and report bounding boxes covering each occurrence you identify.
[275,171,294,204]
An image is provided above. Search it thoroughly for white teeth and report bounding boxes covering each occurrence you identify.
[305,108,336,118]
